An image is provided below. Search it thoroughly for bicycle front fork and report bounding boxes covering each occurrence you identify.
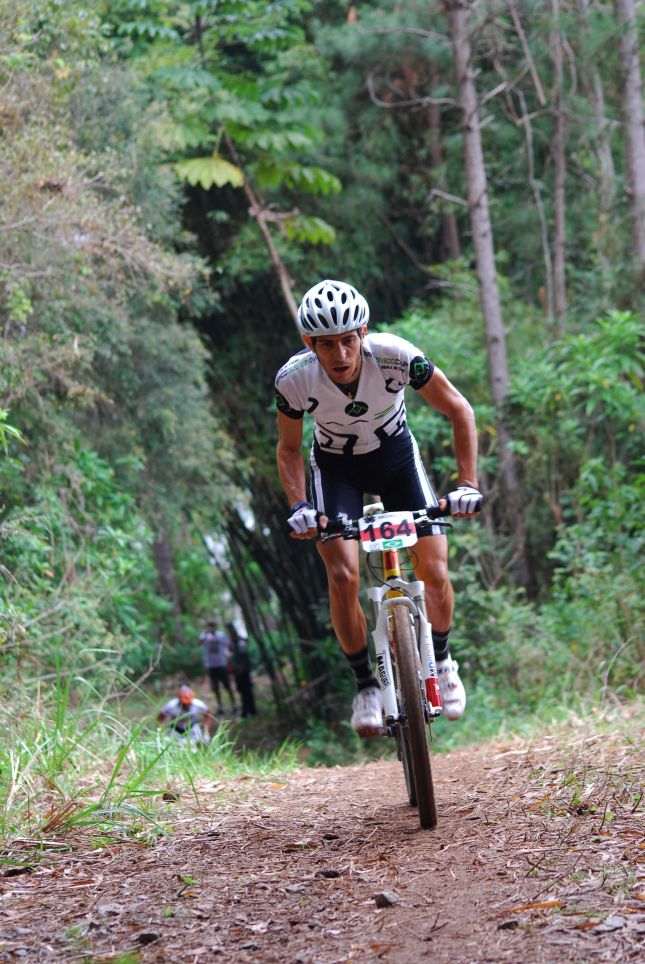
[368,582,443,721]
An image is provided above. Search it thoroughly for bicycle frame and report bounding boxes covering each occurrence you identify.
[320,500,452,828]
[356,501,441,722]
[368,548,442,726]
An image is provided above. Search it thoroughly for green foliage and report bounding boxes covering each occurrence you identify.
[176,154,245,189]
[508,312,643,465]
[284,214,337,245]
[0,0,236,689]
[254,160,341,196]
[2,0,644,750]
[380,297,645,715]
[1,445,164,680]
[0,410,24,454]
[100,0,342,279]
[444,311,644,704]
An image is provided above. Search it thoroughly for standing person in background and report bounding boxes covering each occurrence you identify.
[199,620,238,716]
[227,622,258,718]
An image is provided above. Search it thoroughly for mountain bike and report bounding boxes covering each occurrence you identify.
[324,502,449,830]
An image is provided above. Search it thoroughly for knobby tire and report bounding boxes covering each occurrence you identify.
[391,605,437,829]
[397,726,416,807]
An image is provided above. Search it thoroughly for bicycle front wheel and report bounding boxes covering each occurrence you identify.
[397,723,417,807]
[391,605,437,829]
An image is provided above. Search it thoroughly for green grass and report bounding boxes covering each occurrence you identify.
[0,677,297,852]
[429,685,644,753]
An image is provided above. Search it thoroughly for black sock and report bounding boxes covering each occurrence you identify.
[432,628,451,663]
[345,646,378,691]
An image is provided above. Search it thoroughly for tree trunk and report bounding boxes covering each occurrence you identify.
[152,527,184,643]
[428,91,461,260]
[577,0,617,285]
[615,0,645,272]
[444,0,529,585]
[517,89,554,325]
[551,0,567,327]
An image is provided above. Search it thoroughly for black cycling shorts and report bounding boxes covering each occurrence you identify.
[310,429,446,540]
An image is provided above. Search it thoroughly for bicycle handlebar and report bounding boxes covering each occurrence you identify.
[319,503,449,539]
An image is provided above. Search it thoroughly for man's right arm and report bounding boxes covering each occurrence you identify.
[276,412,319,539]
[276,411,308,507]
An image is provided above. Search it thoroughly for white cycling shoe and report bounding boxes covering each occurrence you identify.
[350,686,383,737]
[437,657,466,720]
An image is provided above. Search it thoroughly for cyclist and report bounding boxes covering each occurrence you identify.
[157,685,214,746]
[275,279,482,736]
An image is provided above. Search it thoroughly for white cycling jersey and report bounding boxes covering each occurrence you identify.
[161,697,210,730]
[275,332,433,456]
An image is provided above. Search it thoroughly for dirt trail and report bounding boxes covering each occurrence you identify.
[1,723,643,962]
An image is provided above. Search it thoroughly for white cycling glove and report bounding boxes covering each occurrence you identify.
[445,485,483,516]
[287,500,318,534]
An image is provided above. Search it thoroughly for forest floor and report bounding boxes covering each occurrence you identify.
[0,711,643,963]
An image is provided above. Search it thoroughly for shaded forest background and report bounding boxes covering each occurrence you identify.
[1,0,643,751]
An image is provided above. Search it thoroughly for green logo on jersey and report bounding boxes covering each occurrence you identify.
[345,400,369,417]
[410,358,429,382]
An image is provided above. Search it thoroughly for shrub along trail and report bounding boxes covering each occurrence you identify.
[0,717,643,962]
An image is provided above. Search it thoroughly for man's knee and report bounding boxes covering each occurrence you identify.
[326,558,360,597]
[416,549,450,590]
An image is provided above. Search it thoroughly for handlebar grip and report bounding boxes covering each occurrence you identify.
[426,501,450,520]
[285,508,326,535]
[430,493,484,518]
[317,512,346,535]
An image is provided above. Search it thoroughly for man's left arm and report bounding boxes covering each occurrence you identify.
[417,366,480,516]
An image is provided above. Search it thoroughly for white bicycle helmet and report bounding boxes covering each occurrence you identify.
[297,279,369,336]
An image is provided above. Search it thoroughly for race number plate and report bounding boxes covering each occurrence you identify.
[359,511,417,553]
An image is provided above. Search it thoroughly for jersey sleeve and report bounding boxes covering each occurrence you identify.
[370,333,434,391]
[393,334,434,389]
[274,355,308,419]
[408,354,434,390]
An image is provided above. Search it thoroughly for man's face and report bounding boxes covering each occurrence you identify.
[305,329,365,385]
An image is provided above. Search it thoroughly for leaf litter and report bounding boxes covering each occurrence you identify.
[0,713,642,962]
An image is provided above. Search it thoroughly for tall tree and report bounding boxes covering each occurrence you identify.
[550,0,567,326]
[444,0,528,581]
[576,0,617,287]
[615,0,645,273]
